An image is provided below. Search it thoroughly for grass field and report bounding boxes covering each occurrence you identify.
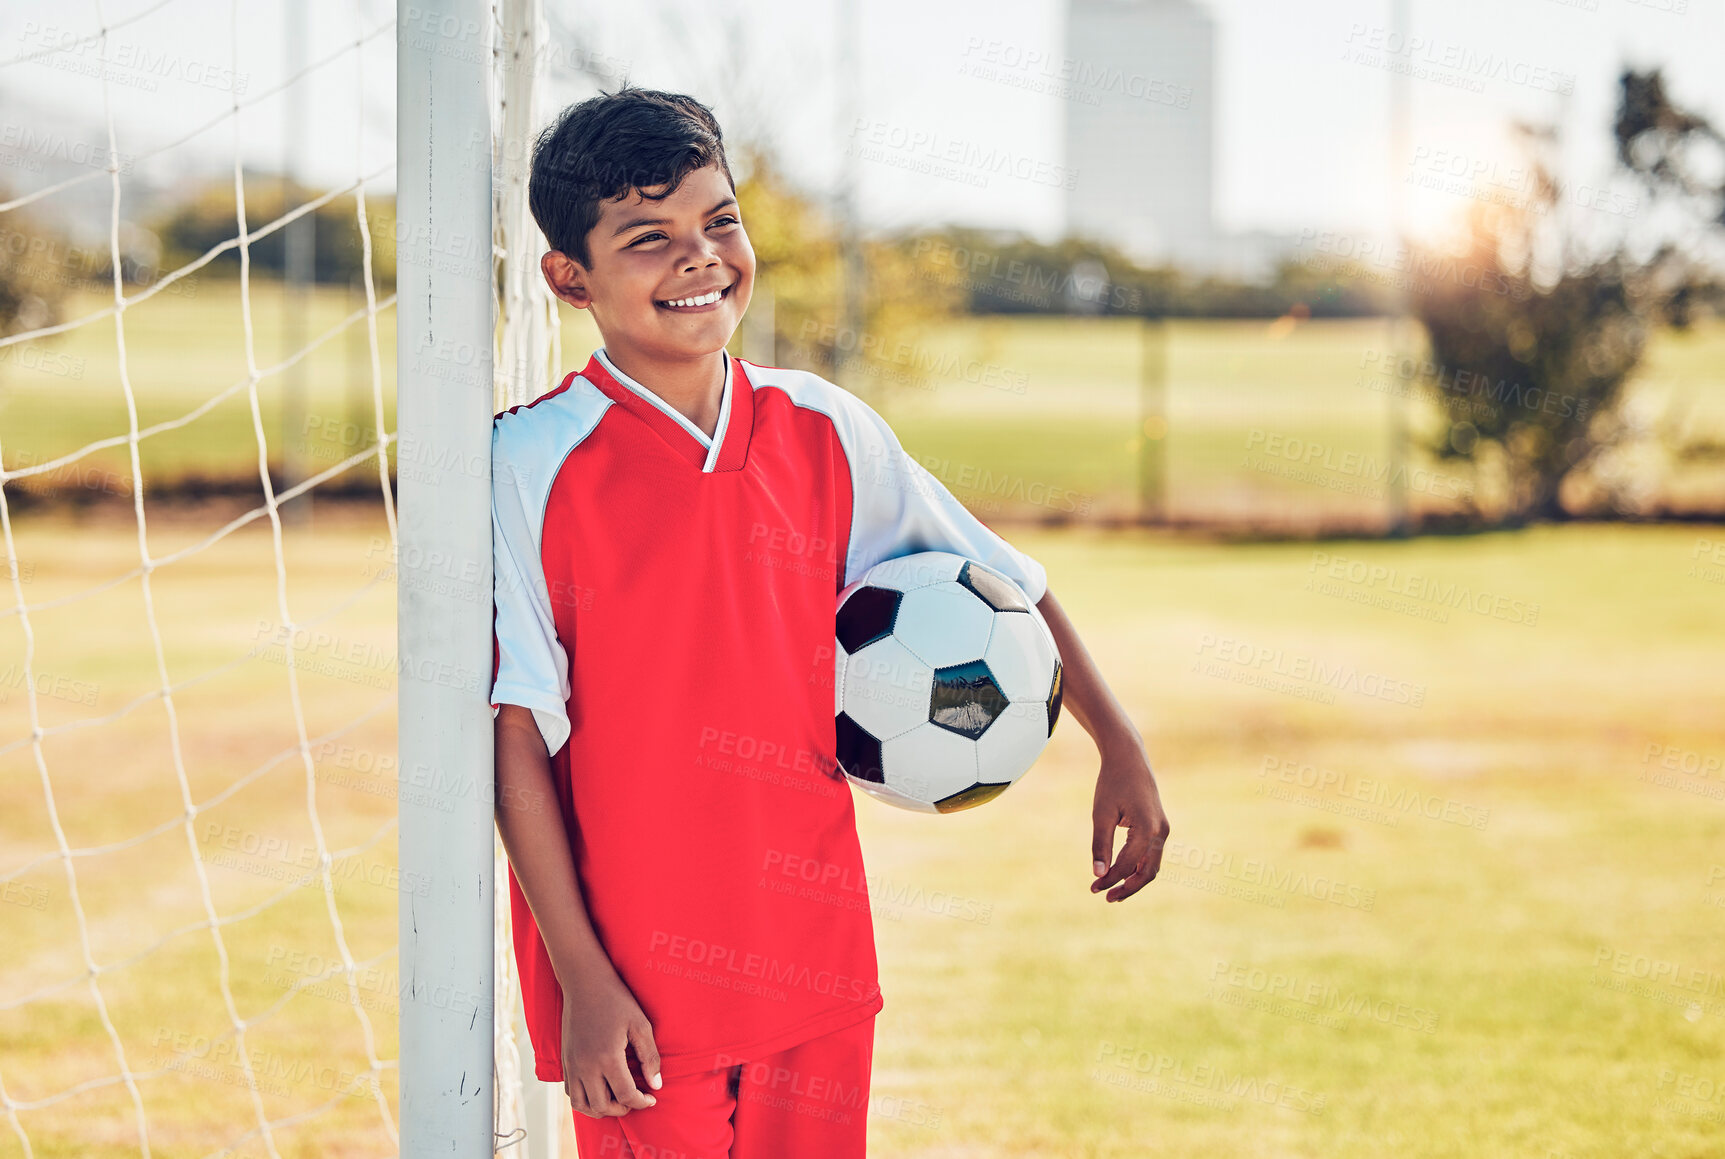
[5,281,1724,528]
[2,504,1721,1157]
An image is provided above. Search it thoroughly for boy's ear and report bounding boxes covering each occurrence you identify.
[542,249,591,309]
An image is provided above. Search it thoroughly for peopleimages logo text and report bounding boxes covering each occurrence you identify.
[646,931,880,1004]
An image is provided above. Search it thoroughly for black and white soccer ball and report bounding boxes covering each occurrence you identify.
[833,551,1063,813]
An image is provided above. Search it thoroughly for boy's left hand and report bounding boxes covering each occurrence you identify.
[1089,744,1169,903]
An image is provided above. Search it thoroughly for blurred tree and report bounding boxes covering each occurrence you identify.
[1615,70,1725,225]
[1412,192,1646,524]
[151,173,396,290]
[1411,68,1722,526]
[1613,68,1725,327]
[882,226,1397,319]
[0,181,70,341]
[736,143,956,402]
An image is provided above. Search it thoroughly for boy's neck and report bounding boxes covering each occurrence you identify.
[601,344,728,441]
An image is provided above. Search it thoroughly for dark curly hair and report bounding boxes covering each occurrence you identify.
[528,84,735,270]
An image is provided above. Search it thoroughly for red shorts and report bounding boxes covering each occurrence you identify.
[571,1013,875,1159]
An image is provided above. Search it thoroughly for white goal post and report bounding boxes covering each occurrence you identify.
[397,0,562,1154]
[395,0,565,1152]
[395,0,497,1150]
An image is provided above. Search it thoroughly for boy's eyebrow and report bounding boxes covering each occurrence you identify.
[609,198,738,239]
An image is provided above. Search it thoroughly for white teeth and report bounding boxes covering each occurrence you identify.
[662,288,724,308]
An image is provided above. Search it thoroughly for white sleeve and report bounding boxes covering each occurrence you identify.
[841,393,1048,604]
[490,442,572,759]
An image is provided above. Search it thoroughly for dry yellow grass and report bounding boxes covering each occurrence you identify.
[3,509,1722,1155]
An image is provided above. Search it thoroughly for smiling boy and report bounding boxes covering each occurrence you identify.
[490,85,1170,1159]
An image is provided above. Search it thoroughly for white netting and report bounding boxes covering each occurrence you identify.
[0,0,552,1154]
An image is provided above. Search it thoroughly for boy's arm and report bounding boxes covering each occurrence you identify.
[491,426,657,1115]
[493,704,663,1114]
[827,389,1167,898]
[1034,586,1170,903]
[493,705,619,999]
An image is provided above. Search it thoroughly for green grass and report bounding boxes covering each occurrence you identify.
[0,282,397,489]
[7,285,1724,527]
[883,314,1725,526]
[879,314,1402,524]
[2,513,1721,1156]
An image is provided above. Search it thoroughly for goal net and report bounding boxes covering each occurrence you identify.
[0,0,559,1153]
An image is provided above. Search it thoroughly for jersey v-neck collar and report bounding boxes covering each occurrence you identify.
[583,347,752,474]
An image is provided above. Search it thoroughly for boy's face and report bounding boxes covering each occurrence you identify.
[541,161,754,364]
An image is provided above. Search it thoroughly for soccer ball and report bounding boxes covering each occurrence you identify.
[833,551,1063,813]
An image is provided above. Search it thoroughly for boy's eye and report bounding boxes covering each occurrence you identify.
[629,217,740,246]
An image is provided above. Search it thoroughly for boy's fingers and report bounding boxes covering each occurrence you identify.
[1091,829,1148,894]
[570,1077,601,1118]
[1142,827,1169,880]
[1104,832,1164,901]
[581,1074,626,1117]
[1106,858,1158,902]
[1091,808,1130,888]
[604,1055,658,1111]
[1091,812,1119,872]
[629,1023,664,1091]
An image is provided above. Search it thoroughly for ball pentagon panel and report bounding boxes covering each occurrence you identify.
[929,659,1010,739]
[834,712,885,783]
[835,585,900,653]
[1046,657,1064,737]
[958,559,1031,612]
[935,780,1016,813]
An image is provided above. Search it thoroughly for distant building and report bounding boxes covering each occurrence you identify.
[1064,0,1296,282]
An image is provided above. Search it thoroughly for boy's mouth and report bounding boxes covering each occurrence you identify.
[655,283,732,312]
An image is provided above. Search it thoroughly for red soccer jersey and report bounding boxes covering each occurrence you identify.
[490,347,1047,1081]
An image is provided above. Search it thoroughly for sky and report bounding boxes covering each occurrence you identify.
[0,0,1720,255]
